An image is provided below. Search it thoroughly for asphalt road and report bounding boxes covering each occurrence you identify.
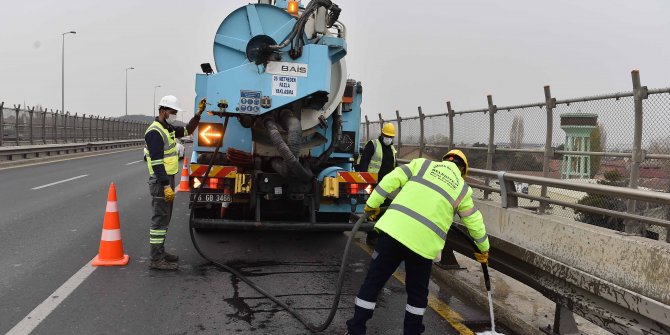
[0,147,494,335]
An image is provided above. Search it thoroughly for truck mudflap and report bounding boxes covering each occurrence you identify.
[190,217,376,231]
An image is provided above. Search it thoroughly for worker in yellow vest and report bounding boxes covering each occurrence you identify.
[357,122,397,179]
[345,150,490,335]
[144,95,205,271]
[357,122,397,245]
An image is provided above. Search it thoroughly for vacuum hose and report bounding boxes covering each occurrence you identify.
[189,212,370,333]
[264,115,313,182]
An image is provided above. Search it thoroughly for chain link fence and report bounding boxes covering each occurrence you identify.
[0,102,149,146]
[361,70,670,242]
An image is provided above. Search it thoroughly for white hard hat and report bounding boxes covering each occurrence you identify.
[158,95,183,112]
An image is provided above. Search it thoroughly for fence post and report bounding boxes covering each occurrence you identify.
[395,110,402,150]
[74,113,78,143]
[540,86,556,214]
[52,110,57,143]
[447,101,454,151]
[15,104,20,145]
[0,102,4,146]
[625,70,647,235]
[64,111,69,142]
[42,108,47,144]
[364,115,370,143]
[29,107,34,145]
[418,106,425,158]
[89,115,93,142]
[483,95,497,199]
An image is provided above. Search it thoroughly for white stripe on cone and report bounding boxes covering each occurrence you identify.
[105,201,118,213]
[100,229,122,241]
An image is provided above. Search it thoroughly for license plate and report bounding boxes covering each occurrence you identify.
[191,193,232,202]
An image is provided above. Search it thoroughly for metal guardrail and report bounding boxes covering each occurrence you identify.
[0,139,144,162]
[468,167,670,230]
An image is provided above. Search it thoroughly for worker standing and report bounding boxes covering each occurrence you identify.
[145,95,205,271]
[357,122,397,245]
[345,150,490,335]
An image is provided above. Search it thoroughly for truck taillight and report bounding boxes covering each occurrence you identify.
[191,177,223,189]
[346,183,373,195]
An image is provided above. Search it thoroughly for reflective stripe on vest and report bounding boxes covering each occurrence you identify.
[144,121,179,176]
[368,139,396,174]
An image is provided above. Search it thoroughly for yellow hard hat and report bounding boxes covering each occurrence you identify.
[443,149,469,177]
[381,123,396,137]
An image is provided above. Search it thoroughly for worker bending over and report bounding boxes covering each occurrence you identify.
[345,150,490,335]
[144,96,204,271]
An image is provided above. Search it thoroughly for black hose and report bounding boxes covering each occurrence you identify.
[189,211,370,333]
[280,110,302,159]
[264,117,313,181]
[450,225,491,291]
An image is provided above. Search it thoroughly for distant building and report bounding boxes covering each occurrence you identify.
[560,113,598,179]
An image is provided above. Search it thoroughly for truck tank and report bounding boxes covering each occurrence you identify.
[189,0,376,230]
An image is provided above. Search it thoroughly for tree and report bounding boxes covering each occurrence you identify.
[589,122,607,178]
[575,170,627,231]
[509,115,524,149]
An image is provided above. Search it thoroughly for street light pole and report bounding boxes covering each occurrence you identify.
[125,67,135,116]
[61,31,76,114]
[153,85,161,118]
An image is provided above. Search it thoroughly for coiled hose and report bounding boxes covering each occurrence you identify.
[188,211,370,333]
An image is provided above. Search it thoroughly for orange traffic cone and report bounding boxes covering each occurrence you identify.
[92,182,129,266]
[176,160,190,192]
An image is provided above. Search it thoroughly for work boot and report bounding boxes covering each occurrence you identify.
[149,258,178,271]
[163,252,179,262]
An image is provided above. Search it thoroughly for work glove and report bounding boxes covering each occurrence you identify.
[163,186,175,203]
[364,205,380,221]
[198,98,207,114]
[474,251,489,264]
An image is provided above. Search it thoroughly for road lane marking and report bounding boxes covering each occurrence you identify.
[125,160,144,165]
[6,258,98,335]
[31,174,88,190]
[355,240,475,335]
[0,147,142,171]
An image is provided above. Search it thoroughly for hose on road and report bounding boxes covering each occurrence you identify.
[188,211,370,333]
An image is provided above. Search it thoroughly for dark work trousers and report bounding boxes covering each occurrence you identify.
[149,175,175,261]
[346,232,433,335]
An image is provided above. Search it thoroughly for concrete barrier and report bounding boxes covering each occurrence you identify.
[476,199,670,328]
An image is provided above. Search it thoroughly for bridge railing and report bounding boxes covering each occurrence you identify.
[0,103,149,146]
[373,70,670,242]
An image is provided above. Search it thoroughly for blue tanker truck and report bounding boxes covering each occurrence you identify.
[187,0,377,231]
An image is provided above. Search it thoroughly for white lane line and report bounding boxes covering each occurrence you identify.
[125,160,144,165]
[6,258,97,335]
[31,174,88,190]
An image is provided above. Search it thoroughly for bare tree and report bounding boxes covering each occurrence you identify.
[509,115,524,149]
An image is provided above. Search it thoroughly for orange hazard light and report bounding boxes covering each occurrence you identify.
[287,0,299,15]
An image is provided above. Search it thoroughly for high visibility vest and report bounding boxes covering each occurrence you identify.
[367,158,489,259]
[144,121,179,176]
[367,139,397,173]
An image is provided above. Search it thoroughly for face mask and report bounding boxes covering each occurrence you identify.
[383,137,393,146]
[166,113,177,124]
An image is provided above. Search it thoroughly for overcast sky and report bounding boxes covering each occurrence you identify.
[1,0,668,125]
